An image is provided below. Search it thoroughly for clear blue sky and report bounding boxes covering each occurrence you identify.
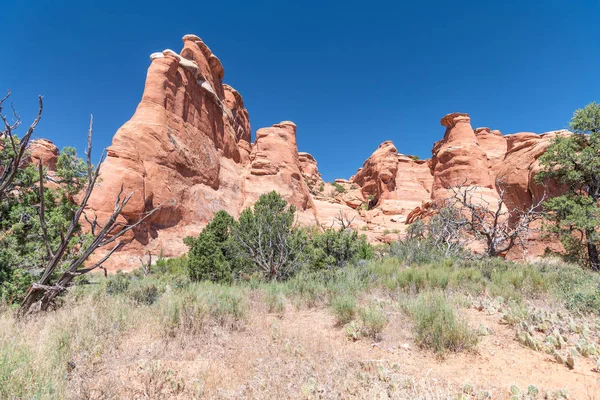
[2,0,599,181]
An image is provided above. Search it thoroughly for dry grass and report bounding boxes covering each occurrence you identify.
[2,256,600,399]
[0,291,138,399]
[402,291,479,357]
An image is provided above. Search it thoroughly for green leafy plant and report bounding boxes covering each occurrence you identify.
[129,281,161,306]
[185,210,240,283]
[105,271,131,295]
[309,228,373,270]
[232,191,307,281]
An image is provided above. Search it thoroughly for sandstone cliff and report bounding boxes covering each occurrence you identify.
[84,35,323,268]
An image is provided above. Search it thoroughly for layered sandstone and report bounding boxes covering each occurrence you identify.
[475,127,507,177]
[298,152,324,195]
[28,139,59,171]
[349,141,433,240]
[84,35,317,267]
[430,113,496,202]
[243,121,316,224]
[497,131,569,212]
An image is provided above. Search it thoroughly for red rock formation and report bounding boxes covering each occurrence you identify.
[431,113,494,195]
[474,127,507,177]
[352,141,399,204]
[39,34,568,268]
[497,130,570,213]
[83,35,320,267]
[85,35,249,263]
[243,121,316,224]
[298,151,323,194]
[348,141,433,237]
[28,139,59,171]
[223,84,251,144]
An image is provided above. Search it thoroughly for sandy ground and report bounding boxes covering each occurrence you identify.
[75,297,600,400]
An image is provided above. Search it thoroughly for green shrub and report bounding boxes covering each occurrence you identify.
[157,284,247,334]
[406,292,478,357]
[330,293,357,325]
[206,286,247,328]
[325,267,370,297]
[390,238,450,265]
[332,182,346,193]
[105,271,131,295]
[185,210,239,283]
[309,228,373,269]
[152,253,188,276]
[158,290,208,337]
[129,282,161,305]
[183,192,373,283]
[0,267,32,305]
[285,271,327,307]
[358,302,388,339]
[232,191,307,281]
[0,340,63,398]
[264,285,286,315]
[544,260,600,314]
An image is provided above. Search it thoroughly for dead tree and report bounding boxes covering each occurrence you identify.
[335,209,356,230]
[318,209,356,231]
[427,202,471,257]
[449,179,546,257]
[0,90,43,197]
[20,116,160,314]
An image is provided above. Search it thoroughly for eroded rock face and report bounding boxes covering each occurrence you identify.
[28,139,59,171]
[431,113,495,199]
[474,127,507,177]
[298,152,323,195]
[346,142,433,238]
[352,141,399,204]
[85,35,317,267]
[497,130,570,213]
[243,121,316,224]
[86,36,247,263]
[344,113,568,259]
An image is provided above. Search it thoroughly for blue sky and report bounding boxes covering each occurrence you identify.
[1,0,599,181]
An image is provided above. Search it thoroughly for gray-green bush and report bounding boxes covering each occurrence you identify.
[405,292,478,357]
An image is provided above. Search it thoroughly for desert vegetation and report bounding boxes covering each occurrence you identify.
[3,232,600,398]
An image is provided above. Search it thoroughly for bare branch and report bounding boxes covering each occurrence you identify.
[0,94,43,196]
[446,179,545,257]
[37,161,55,259]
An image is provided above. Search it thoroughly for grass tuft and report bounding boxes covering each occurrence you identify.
[330,293,357,326]
[405,291,478,357]
[358,301,388,340]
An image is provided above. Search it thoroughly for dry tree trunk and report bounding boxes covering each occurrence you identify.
[19,116,162,315]
[448,178,546,257]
